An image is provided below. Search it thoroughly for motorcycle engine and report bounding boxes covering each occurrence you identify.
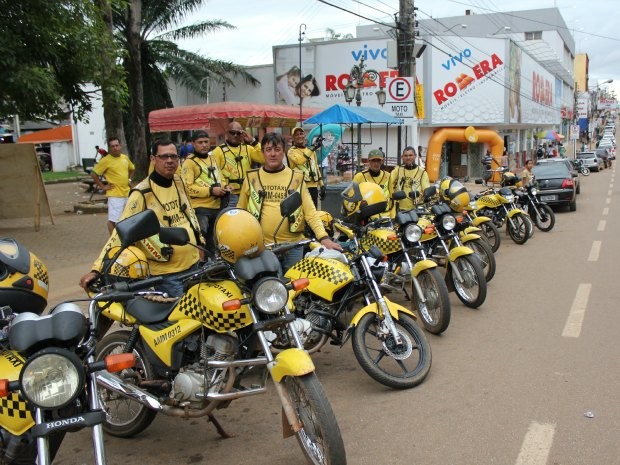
[171,334,237,404]
[292,294,333,351]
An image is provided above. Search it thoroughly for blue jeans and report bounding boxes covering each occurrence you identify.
[228,194,239,208]
[278,246,303,276]
[154,263,199,297]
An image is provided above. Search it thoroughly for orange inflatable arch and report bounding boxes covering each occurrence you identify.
[425,127,504,182]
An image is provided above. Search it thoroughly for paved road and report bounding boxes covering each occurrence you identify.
[2,167,619,464]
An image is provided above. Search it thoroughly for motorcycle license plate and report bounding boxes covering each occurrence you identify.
[541,194,556,201]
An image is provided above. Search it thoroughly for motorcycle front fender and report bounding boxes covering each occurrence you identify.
[507,208,526,218]
[270,348,315,383]
[348,297,416,328]
[459,232,481,243]
[448,246,473,262]
[471,216,491,226]
[411,259,437,277]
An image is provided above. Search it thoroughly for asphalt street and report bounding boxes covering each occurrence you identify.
[1,166,619,465]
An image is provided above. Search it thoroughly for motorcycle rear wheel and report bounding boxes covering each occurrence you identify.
[283,373,347,465]
[581,167,590,176]
[478,221,501,253]
[412,268,451,334]
[507,213,530,244]
[352,313,431,389]
[96,331,157,438]
[533,204,555,232]
[465,238,496,282]
[450,255,487,308]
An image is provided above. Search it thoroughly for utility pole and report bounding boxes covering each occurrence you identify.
[397,0,416,164]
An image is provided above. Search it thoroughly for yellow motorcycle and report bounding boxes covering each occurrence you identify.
[94,207,346,465]
[473,186,532,245]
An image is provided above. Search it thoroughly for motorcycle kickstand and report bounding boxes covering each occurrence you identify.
[208,413,236,439]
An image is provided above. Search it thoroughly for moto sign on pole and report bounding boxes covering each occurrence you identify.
[386,77,414,119]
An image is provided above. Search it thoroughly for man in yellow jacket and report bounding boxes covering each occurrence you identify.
[389,146,430,211]
[212,122,264,207]
[353,149,391,215]
[237,132,341,274]
[287,127,325,207]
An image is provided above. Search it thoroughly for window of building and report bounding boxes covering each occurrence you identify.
[525,31,543,40]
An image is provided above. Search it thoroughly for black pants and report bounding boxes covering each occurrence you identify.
[194,207,221,254]
[308,187,318,208]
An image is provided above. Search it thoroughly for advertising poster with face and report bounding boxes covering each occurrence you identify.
[519,50,560,125]
[274,46,317,106]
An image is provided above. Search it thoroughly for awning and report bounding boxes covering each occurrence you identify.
[148,102,324,133]
[304,104,403,125]
[17,125,72,144]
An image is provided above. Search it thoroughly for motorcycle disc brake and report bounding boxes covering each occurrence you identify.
[381,327,413,360]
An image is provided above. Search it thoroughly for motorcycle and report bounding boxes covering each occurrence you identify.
[283,220,432,388]
[0,239,135,465]
[574,158,590,176]
[93,204,346,465]
[473,186,532,245]
[513,185,555,232]
[415,188,487,309]
[463,202,502,253]
[354,191,451,335]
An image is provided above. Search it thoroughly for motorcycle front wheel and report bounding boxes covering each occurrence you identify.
[581,167,590,176]
[283,373,347,465]
[412,268,451,334]
[478,221,501,253]
[96,331,157,438]
[465,238,496,282]
[533,204,555,232]
[506,213,530,244]
[352,313,431,389]
[450,255,487,308]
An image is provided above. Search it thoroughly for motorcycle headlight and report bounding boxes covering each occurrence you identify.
[404,224,422,243]
[503,193,514,203]
[20,348,84,409]
[254,278,288,314]
[441,214,456,231]
[530,187,537,196]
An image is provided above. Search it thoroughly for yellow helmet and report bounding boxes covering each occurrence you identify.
[215,208,265,263]
[439,177,470,213]
[101,246,149,282]
[317,211,334,238]
[500,171,520,187]
[0,238,48,315]
[341,182,387,223]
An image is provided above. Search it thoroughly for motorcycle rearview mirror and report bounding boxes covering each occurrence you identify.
[159,227,190,246]
[273,191,302,242]
[392,191,407,201]
[409,190,422,199]
[115,210,160,248]
[423,185,437,202]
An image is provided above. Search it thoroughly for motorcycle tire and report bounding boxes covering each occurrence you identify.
[412,268,451,334]
[581,167,590,176]
[524,213,535,239]
[351,312,431,389]
[533,204,555,232]
[450,254,487,308]
[283,373,347,465]
[506,213,530,245]
[465,238,496,282]
[478,221,501,253]
[95,331,157,438]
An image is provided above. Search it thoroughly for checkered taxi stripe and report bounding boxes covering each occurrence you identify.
[33,258,49,285]
[176,293,249,331]
[290,259,350,285]
[360,234,402,254]
[476,195,501,208]
[0,392,29,419]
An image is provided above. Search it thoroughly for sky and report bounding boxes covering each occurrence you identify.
[176,0,620,98]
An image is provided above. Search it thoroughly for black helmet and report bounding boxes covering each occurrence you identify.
[501,171,520,187]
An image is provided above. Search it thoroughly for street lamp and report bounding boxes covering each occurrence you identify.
[343,56,386,171]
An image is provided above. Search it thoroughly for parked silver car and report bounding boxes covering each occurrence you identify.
[576,152,604,172]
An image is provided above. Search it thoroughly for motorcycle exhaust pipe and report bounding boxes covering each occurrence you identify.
[95,371,163,411]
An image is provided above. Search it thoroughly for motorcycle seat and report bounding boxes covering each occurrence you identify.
[125,296,178,324]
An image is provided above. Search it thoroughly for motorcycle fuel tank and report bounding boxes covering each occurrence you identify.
[359,228,402,255]
[286,256,353,302]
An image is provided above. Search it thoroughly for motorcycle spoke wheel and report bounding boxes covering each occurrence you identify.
[283,374,347,465]
[479,222,501,253]
[507,213,529,244]
[412,268,451,334]
[351,313,431,389]
[96,331,157,438]
[534,204,555,232]
[466,239,496,282]
[450,255,487,308]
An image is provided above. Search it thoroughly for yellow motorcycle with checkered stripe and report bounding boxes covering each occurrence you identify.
[94,209,346,465]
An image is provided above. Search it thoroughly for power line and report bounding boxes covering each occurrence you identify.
[316,0,399,31]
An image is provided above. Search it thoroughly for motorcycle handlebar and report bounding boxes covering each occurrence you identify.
[270,239,312,255]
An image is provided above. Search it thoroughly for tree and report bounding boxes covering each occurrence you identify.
[0,0,122,121]
[112,0,260,174]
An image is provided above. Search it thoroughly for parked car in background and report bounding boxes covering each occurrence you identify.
[576,152,604,172]
[536,158,581,194]
[532,162,577,212]
[594,148,611,168]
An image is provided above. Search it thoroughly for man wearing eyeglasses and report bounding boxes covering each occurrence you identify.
[182,131,232,253]
[80,139,203,297]
[212,122,264,207]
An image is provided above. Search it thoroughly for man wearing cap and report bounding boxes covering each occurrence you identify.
[389,146,430,211]
[212,121,264,207]
[353,149,391,213]
[287,127,325,207]
[182,131,232,253]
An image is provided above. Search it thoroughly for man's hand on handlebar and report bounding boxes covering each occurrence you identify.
[320,237,343,252]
